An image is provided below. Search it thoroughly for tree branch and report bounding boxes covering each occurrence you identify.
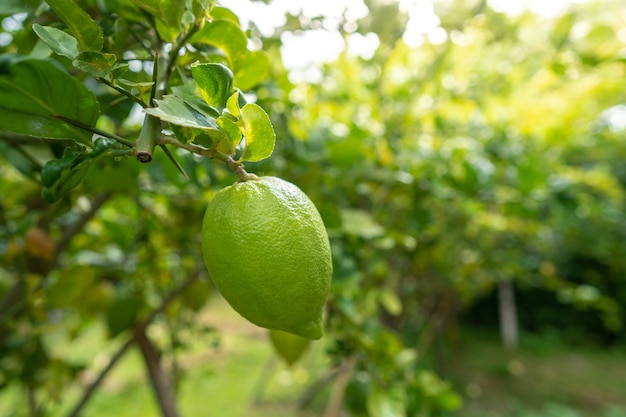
[66,338,134,417]
[65,274,198,417]
[133,324,181,417]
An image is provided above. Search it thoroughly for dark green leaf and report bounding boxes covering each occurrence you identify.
[106,296,142,338]
[41,138,115,203]
[190,62,234,108]
[32,24,79,60]
[240,103,275,162]
[72,51,118,77]
[0,59,100,144]
[44,0,104,51]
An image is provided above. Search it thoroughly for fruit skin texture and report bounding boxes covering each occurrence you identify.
[201,176,332,340]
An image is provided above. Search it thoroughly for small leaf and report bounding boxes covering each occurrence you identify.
[44,0,103,51]
[216,115,242,154]
[72,51,117,77]
[106,296,142,338]
[191,62,234,108]
[378,289,402,316]
[339,209,385,239]
[41,138,115,203]
[240,103,275,162]
[226,91,241,118]
[32,24,79,60]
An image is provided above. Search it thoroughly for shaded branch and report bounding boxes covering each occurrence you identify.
[65,274,198,417]
[133,324,181,417]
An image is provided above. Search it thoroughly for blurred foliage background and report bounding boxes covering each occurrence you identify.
[1,0,625,416]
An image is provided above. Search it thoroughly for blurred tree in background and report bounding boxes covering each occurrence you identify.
[0,0,625,416]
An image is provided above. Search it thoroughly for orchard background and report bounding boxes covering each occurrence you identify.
[1,0,626,416]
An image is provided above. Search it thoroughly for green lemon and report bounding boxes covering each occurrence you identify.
[201,176,332,339]
[269,329,310,366]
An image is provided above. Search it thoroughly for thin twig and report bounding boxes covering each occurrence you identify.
[158,136,257,181]
[95,77,148,108]
[54,116,135,148]
[66,338,134,417]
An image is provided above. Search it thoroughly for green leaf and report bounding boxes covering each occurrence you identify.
[189,18,247,68]
[366,386,406,417]
[44,0,104,51]
[240,103,275,162]
[209,6,240,25]
[226,90,241,118]
[131,0,185,42]
[0,0,32,15]
[235,51,270,91]
[106,295,142,338]
[216,115,241,153]
[40,138,115,203]
[190,62,234,108]
[72,51,117,77]
[0,58,100,144]
[191,0,212,21]
[171,82,220,118]
[269,330,310,366]
[189,19,269,89]
[145,95,220,131]
[32,24,79,60]
[378,289,402,316]
[340,209,385,239]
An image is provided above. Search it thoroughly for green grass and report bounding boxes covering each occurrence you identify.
[1,296,330,417]
[446,329,626,417]
[2,299,626,417]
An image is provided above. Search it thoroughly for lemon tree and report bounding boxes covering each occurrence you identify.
[0,1,331,416]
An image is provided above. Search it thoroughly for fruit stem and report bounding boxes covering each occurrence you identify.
[158,135,258,181]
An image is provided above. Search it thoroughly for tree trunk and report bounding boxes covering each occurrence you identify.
[133,325,180,417]
[498,280,519,351]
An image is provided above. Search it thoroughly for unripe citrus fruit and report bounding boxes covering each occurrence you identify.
[201,176,332,340]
